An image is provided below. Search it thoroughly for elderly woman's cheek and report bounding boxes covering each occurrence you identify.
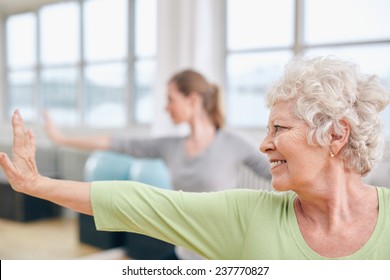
[275,131,305,149]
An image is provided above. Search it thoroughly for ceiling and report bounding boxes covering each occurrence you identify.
[0,0,60,15]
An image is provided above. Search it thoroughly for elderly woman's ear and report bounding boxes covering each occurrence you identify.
[329,119,350,157]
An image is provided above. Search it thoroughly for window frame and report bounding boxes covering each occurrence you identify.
[1,0,155,129]
[224,0,390,130]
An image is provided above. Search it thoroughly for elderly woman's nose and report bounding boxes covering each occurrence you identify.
[259,135,273,154]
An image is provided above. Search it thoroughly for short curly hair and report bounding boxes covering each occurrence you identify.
[266,55,390,176]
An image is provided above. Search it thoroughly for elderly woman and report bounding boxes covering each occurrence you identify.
[1,56,390,259]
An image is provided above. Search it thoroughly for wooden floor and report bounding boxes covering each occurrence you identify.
[0,216,127,260]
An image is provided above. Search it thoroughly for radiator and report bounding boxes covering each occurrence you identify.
[0,144,59,179]
[56,147,90,181]
[238,165,273,191]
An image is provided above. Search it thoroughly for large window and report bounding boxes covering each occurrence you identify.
[5,0,390,133]
[40,1,80,125]
[133,0,157,124]
[226,0,390,136]
[226,0,294,128]
[6,13,37,121]
[4,0,156,127]
[83,0,127,127]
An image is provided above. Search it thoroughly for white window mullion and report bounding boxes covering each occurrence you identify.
[294,0,304,55]
[35,9,41,122]
[79,0,85,126]
[127,0,135,127]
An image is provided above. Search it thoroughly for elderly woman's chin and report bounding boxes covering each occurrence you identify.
[270,177,291,192]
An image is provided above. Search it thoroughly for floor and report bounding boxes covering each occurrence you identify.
[0,216,128,260]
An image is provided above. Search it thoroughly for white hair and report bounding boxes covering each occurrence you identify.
[266,55,390,176]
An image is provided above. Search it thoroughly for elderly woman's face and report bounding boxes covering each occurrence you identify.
[260,101,329,192]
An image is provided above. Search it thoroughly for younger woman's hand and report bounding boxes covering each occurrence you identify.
[44,111,65,144]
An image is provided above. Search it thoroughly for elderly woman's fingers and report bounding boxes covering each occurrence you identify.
[28,128,36,154]
[12,110,36,157]
[1,110,40,193]
[0,152,17,182]
[12,110,27,153]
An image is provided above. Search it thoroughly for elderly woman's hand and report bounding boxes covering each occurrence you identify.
[0,110,42,194]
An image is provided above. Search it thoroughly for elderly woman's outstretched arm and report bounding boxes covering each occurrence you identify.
[0,110,93,215]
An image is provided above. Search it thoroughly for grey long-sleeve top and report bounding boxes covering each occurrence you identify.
[110,130,271,192]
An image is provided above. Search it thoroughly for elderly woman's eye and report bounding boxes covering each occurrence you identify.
[274,125,289,133]
[274,125,283,132]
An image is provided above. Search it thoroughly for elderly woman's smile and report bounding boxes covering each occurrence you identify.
[269,160,287,169]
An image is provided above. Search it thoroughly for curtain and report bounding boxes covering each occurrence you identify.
[151,0,225,136]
